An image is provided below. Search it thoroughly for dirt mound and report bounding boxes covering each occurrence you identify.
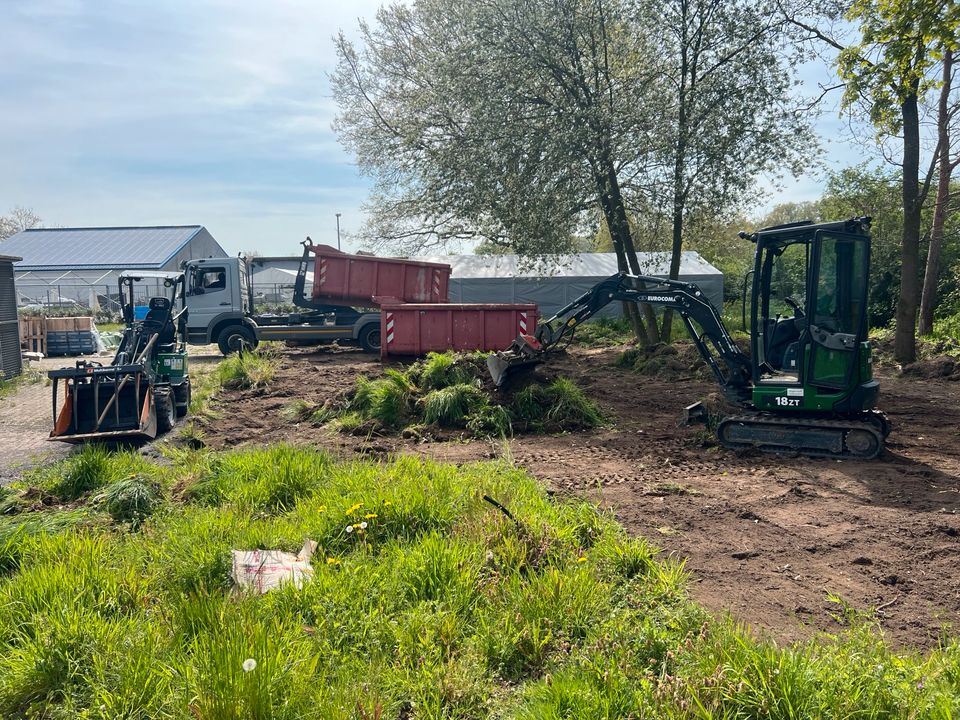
[616,342,711,380]
[901,356,960,381]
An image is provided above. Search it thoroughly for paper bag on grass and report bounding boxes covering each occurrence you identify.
[231,539,318,594]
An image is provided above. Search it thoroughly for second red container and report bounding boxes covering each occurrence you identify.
[308,244,451,307]
[380,303,537,358]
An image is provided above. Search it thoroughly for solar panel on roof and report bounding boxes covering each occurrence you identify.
[0,226,204,270]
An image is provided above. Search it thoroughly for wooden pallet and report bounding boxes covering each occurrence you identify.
[19,317,46,355]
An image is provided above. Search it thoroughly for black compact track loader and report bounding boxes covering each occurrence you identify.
[48,271,191,443]
[488,217,890,459]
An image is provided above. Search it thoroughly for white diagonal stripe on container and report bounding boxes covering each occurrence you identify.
[519,312,528,334]
[319,259,327,286]
[386,313,395,344]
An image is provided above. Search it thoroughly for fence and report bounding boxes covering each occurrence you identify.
[16,280,173,315]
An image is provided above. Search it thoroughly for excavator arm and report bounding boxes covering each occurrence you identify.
[488,272,753,404]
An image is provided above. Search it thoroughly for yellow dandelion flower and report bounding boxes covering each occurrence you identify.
[345,502,362,516]
[577,556,587,563]
[326,557,341,565]
[365,513,378,519]
[318,505,327,513]
[384,501,392,506]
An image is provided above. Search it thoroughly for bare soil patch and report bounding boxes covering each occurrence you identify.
[198,344,960,648]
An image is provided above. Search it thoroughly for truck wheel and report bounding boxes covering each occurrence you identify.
[358,324,382,353]
[173,379,191,417]
[218,325,257,355]
[155,388,176,433]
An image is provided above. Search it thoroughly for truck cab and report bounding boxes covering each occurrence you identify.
[182,256,382,355]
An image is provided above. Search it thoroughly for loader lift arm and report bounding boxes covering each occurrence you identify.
[491,273,753,405]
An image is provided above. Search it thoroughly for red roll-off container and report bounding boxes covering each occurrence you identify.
[308,244,451,306]
[380,303,538,358]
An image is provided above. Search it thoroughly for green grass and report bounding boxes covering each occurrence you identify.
[0,445,957,717]
[214,349,279,390]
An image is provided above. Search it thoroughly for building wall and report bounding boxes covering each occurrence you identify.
[159,228,228,270]
[0,260,22,379]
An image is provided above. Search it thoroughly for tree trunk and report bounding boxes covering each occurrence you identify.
[918,48,954,337]
[595,160,658,345]
[895,88,922,364]
[660,189,686,342]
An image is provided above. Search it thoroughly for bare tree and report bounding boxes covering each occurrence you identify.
[0,206,42,241]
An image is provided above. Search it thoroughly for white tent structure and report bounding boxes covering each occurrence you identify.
[416,251,724,319]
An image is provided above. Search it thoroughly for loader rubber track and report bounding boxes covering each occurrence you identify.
[716,412,886,460]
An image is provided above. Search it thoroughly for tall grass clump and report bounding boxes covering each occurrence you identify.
[414,351,475,390]
[215,349,279,390]
[422,383,487,425]
[511,378,603,431]
[0,446,958,716]
[30,445,152,502]
[92,475,163,526]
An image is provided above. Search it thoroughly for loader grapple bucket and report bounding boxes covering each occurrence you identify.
[49,363,157,443]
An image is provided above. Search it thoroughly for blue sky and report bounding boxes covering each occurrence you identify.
[0,1,863,256]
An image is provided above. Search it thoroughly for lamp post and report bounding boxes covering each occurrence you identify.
[335,213,342,251]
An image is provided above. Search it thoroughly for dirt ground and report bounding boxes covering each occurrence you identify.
[199,344,960,649]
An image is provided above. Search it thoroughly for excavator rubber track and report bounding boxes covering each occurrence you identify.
[716,412,886,460]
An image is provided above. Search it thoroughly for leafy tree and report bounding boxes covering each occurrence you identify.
[919,46,959,335]
[333,0,813,344]
[833,0,959,361]
[0,206,41,241]
[648,0,814,340]
[819,165,905,326]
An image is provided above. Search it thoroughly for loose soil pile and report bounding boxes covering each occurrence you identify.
[197,343,960,648]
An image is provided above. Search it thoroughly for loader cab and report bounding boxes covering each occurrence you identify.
[749,217,875,414]
[116,271,187,366]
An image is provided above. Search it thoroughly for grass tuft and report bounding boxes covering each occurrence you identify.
[511,378,603,431]
[93,475,164,526]
[215,350,278,390]
[422,383,487,426]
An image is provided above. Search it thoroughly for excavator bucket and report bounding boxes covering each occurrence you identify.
[487,335,545,387]
[48,363,157,443]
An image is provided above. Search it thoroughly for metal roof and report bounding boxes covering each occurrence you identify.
[414,251,721,279]
[0,226,205,271]
[0,255,22,263]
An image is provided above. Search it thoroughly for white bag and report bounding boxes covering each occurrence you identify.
[231,539,318,594]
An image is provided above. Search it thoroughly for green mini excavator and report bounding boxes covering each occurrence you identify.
[488,217,890,459]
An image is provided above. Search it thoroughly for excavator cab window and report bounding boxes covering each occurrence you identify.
[754,239,808,379]
[806,232,869,389]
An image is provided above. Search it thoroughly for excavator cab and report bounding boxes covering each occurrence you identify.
[748,218,877,416]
